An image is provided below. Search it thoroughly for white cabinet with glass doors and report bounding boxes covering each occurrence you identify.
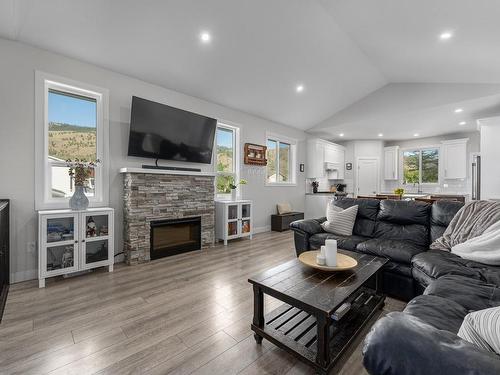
[38,208,114,288]
[215,200,253,245]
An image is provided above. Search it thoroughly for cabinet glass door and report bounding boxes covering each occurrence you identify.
[42,213,79,276]
[81,212,111,269]
[46,216,75,243]
[45,243,78,274]
[227,205,238,220]
[241,204,251,219]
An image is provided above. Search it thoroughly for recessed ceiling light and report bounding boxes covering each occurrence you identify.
[439,31,453,40]
[339,133,344,137]
[413,133,420,137]
[459,121,467,126]
[454,108,463,113]
[378,133,383,137]
[200,32,211,43]
[296,84,304,93]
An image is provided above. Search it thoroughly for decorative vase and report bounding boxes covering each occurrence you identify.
[231,189,237,201]
[69,185,89,210]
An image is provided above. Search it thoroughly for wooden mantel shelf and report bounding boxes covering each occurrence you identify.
[119,167,216,177]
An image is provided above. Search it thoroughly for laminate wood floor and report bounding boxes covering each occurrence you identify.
[0,231,405,375]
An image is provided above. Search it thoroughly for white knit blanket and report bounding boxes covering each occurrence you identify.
[452,220,500,265]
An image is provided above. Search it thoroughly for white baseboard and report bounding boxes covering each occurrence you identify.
[254,225,271,234]
[11,269,37,283]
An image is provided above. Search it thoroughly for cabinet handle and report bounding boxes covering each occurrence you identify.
[74,240,78,244]
[82,239,86,243]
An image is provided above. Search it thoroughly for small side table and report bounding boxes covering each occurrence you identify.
[271,212,304,232]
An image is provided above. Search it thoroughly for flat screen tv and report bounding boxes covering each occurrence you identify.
[127,96,217,164]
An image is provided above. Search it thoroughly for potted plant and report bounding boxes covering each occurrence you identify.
[229,177,247,200]
[66,159,100,210]
[311,180,319,194]
[393,188,405,198]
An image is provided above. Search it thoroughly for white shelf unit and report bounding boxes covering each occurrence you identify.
[38,208,114,288]
[215,200,253,245]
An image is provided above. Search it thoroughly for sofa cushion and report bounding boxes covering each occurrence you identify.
[458,306,500,354]
[321,203,358,236]
[373,200,431,247]
[333,198,379,238]
[309,232,369,252]
[404,295,468,333]
[424,275,500,311]
[412,249,500,288]
[356,238,426,264]
[430,200,464,242]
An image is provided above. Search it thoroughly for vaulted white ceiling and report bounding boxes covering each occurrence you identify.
[1,0,500,137]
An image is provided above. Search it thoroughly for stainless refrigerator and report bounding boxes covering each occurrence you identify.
[472,154,481,200]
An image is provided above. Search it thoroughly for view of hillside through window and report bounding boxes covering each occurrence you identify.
[267,139,290,183]
[216,127,235,193]
[403,148,439,184]
[48,90,97,162]
[48,89,97,198]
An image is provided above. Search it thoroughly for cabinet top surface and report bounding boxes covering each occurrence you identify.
[215,199,252,204]
[38,207,114,215]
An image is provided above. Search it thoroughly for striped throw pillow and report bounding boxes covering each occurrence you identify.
[458,306,500,354]
[321,202,358,236]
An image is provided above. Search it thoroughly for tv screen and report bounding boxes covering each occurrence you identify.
[127,96,217,164]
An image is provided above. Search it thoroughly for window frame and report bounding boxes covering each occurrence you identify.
[35,71,109,210]
[265,132,297,186]
[214,122,240,199]
[401,145,440,186]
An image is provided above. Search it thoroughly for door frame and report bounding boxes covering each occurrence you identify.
[356,157,380,197]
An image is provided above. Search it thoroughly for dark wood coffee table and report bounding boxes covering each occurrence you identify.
[248,250,387,375]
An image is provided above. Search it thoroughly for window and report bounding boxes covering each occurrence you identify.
[215,124,239,196]
[266,133,296,185]
[403,148,439,184]
[35,72,109,209]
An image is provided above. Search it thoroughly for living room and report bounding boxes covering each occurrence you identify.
[1,1,500,374]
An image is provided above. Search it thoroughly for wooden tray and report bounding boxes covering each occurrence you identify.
[298,251,357,271]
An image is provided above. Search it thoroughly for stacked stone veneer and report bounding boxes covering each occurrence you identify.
[123,172,215,265]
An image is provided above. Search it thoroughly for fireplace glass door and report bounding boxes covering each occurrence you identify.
[150,217,201,260]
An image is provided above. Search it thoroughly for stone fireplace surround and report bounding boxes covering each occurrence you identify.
[121,168,215,265]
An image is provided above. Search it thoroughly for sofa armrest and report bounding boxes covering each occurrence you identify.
[363,312,500,375]
[289,218,326,235]
[289,218,326,256]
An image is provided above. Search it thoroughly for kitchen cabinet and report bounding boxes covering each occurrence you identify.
[442,139,468,180]
[307,139,345,179]
[384,146,399,180]
[38,208,114,288]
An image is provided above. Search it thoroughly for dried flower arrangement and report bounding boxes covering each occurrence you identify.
[66,159,100,187]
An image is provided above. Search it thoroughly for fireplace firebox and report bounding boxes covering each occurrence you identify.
[150,217,201,260]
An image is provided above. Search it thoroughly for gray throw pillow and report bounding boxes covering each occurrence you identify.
[321,202,358,236]
[458,306,500,354]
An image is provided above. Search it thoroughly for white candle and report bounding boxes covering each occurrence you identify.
[316,254,326,265]
[325,239,337,267]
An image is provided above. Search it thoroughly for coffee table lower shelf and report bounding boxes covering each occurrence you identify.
[251,287,385,375]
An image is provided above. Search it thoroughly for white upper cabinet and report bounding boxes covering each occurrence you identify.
[442,139,468,180]
[306,139,326,179]
[307,139,345,179]
[383,146,399,180]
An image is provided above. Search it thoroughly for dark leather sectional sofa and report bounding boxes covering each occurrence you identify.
[290,198,500,374]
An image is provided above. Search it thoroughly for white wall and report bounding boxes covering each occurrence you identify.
[383,131,480,194]
[0,38,306,282]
